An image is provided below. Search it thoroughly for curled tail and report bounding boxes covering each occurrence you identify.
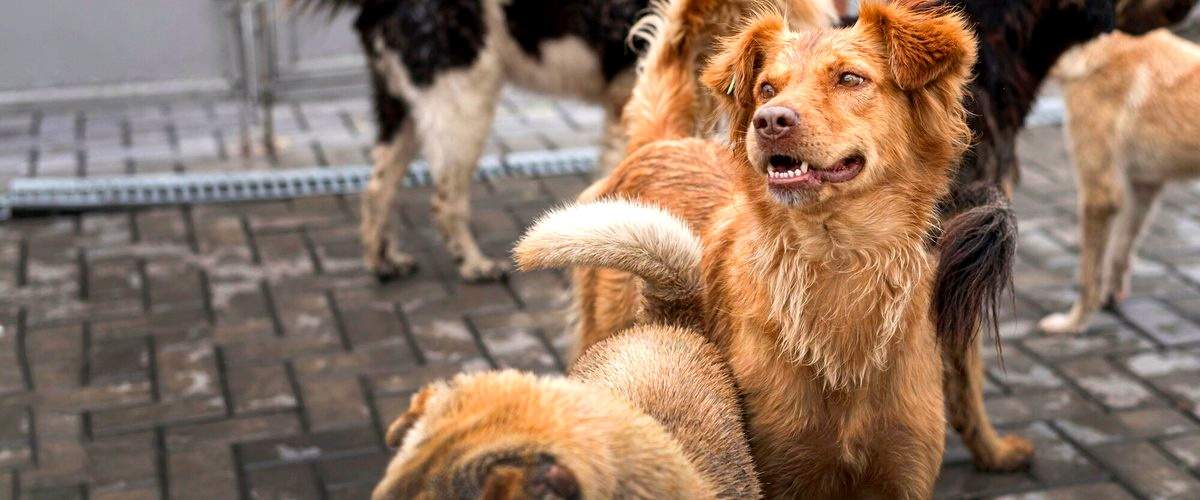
[513,199,702,327]
[934,183,1016,353]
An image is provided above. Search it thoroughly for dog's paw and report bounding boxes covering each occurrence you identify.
[459,257,511,283]
[369,251,419,282]
[976,435,1034,472]
[1038,312,1085,335]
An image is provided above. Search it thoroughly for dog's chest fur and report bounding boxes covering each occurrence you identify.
[353,0,646,97]
[701,207,945,497]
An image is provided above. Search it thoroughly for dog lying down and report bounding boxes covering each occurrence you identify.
[1040,27,1200,335]
[370,325,759,499]
[517,0,1031,497]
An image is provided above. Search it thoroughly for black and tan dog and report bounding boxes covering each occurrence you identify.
[371,324,759,499]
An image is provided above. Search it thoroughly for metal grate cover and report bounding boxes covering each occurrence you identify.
[0,147,598,219]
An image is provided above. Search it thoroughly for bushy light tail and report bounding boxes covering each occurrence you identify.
[513,199,702,326]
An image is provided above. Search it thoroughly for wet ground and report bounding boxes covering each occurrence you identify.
[1,89,1199,499]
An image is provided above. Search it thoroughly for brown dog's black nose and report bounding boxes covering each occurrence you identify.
[753,106,799,140]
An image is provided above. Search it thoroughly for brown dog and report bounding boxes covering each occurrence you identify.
[1039,28,1200,334]
[371,324,760,499]
[517,1,1033,497]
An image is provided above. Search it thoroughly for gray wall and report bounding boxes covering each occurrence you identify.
[0,1,364,105]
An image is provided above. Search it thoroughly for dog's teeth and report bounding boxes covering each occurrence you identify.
[800,162,809,174]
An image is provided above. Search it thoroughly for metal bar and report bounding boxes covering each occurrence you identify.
[0,147,599,219]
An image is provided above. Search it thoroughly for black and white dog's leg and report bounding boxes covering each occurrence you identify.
[361,72,420,281]
[412,60,508,282]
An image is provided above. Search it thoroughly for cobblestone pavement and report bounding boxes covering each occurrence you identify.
[2,90,1200,499]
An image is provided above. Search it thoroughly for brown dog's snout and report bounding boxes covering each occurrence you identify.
[753,106,799,140]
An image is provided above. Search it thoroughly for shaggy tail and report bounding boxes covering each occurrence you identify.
[622,0,729,152]
[513,199,703,326]
[934,183,1016,353]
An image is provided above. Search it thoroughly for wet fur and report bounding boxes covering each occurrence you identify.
[526,1,1035,496]
[371,325,760,499]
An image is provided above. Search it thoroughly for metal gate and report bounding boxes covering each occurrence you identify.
[0,0,368,151]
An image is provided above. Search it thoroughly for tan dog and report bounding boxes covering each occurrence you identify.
[517,1,1033,497]
[1039,28,1200,334]
[371,325,760,499]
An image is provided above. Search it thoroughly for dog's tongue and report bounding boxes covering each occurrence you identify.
[819,156,864,183]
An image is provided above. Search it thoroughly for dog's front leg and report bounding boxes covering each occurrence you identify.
[417,66,508,282]
[942,336,1034,472]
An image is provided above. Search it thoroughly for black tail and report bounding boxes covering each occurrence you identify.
[934,183,1016,353]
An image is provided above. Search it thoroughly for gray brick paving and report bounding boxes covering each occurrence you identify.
[2,88,1200,499]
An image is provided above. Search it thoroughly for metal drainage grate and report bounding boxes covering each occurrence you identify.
[0,147,598,219]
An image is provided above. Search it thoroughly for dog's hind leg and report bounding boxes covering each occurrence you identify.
[1102,179,1163,307]
[412,61,508,282]
[361,71,420,281]
[1039,151,1121,335]
[943,337,1034,472]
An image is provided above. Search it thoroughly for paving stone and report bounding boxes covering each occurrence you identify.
[5,93,1200,500]
[1161,433,1200,472]
[988,349,1065,392]
[1058,357,1157,410]
[1022,324,1152,360]
[1091,440,1200,500]
[239,427,378,469]
[88,337,148,384]
[89,398,225,436]
[316,452,390,491]
[985,389,1100,425]
[156,339,221,403]
[85,431,157,490]
[246,462,322,500]
[228,363,297,415]
[166,413,301,450]
[993,482,1135,500]
[1120,298,1200,346]
[300,376,371,432]
[168,444,239,500]
[1055,407,1196,446]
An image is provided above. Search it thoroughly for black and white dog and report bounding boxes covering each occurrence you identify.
[304,0,833,282]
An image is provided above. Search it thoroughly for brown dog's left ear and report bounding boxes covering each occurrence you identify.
[856,0,977,90]
[701,15,786,110]
[384,383,444,449]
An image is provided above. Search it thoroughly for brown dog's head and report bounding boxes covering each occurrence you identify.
[701,0,977,209]
[370,370,707,500]
[372,373,586,500]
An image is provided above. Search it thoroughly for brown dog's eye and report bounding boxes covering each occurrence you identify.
[838,72,865,87]
[760,83,776,98]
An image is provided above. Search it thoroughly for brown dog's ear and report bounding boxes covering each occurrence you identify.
[856,0,976,90]
[384,383,443,449]
[701,15,786,110]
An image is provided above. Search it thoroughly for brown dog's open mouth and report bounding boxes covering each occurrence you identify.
[766,154,865,189]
